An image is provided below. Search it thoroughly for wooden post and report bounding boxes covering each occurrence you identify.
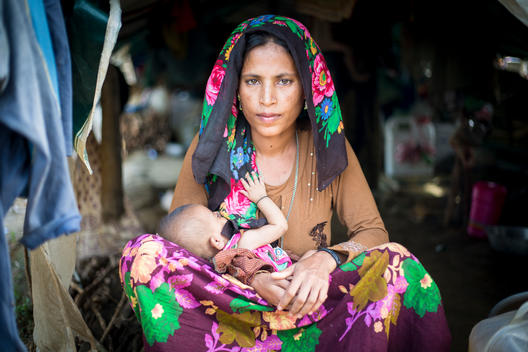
[101,65,124,221]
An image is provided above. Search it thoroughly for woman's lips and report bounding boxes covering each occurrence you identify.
[256,113,281,123]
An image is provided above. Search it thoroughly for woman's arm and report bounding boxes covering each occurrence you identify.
[170,133,208,212]
[331,139,389,251]
[238,172,288,250]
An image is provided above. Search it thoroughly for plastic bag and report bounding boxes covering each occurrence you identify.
[469,301,528,351]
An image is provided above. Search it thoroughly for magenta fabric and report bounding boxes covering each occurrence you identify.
[120,234,451,351]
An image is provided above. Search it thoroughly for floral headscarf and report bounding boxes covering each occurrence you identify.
[192,15,347,228]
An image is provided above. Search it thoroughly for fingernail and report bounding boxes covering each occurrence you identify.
[277,305,282,311]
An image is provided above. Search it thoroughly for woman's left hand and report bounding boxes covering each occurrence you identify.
[271,251,336,318]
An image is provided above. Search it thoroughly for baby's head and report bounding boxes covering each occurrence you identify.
[158,204,228,259]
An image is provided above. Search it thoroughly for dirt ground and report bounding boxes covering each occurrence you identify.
[375,179,527,352]
[6,151,527,351]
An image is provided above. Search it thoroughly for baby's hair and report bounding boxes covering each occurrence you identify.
[158,204,192,236]
[158,204,210,256]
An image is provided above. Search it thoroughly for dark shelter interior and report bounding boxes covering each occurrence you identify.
[5,0,528,351]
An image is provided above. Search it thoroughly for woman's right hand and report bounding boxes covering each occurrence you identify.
[251,272,291,307]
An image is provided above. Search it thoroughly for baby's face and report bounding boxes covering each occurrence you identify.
[187,205,228,258]
[194,206,228,236]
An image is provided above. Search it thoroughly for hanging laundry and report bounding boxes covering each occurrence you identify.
[0,0,81,349]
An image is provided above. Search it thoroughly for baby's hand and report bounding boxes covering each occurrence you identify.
[240,171,267,203]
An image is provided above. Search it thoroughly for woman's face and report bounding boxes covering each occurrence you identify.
[238,42,304,139]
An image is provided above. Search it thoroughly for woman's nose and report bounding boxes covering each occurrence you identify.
[259,84,276,106]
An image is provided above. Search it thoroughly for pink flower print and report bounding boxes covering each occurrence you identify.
[394,275,408,294]
[205,281,227,295]
[297,306,329,327]
[273,20,287,26]
[149,270,166,291]
[205,60,226,106]
[250,151,257,171]
[223,179,251,215]
[231,96,238,118]
[311,54,335,106]
[379,285,398,319]
[243,334,282,351]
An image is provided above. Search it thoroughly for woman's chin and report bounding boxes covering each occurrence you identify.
[250,125,295,139]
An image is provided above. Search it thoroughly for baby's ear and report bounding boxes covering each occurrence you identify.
[210,236,225,250]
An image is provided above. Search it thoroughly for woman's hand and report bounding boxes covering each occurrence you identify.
[251,272,291,307]
[271,251,336,318]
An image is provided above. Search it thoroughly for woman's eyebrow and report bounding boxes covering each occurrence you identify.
[240,72,296,78]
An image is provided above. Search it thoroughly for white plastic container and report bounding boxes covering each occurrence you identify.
[384,114,435,178]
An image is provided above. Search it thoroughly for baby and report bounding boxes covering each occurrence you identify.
[158,171,292,272]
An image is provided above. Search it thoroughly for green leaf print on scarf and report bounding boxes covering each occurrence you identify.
[201,100,213,127]
[349,250,389,310]
[277,323,322,352]
[124,272,140,321]
[230,296,274,313]
[136,283,183,346]
[317,94,343,147]
[402,258,442,318]
[226,113,237,151]
[276,17,304,39]
[339,251,366,272]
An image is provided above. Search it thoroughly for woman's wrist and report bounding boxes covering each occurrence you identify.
[313,250,339,273]
[317,248,342,267]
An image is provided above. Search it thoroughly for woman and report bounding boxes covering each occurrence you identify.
[120,15,450,351]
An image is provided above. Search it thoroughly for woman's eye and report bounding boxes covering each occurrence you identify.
[246,79,259,85]
[278,79,292,85]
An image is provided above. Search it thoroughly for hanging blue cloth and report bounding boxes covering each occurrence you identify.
[0,0,81,349]
[27,0,60,102]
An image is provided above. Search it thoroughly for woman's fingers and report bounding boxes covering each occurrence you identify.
[287,277,328,317]
[251,273,288,307]
[300,282,328,317]
[288,278,311,316]
[271,265,294,280]
[240,190,248,197]
[277,275,302,311]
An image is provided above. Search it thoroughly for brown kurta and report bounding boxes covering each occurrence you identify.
[171,129,387,257]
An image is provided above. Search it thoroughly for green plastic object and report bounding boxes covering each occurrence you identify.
[68,0,109,136]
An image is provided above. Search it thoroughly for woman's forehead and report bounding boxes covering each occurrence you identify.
[241,42,297,75]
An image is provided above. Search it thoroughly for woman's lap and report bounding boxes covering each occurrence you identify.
[120,234,451,351]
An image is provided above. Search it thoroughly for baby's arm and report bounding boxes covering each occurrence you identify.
[238,171,288,250]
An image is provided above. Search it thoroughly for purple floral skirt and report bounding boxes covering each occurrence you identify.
[119,234,451,351]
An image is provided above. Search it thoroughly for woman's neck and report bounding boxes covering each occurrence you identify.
[251,128,296,157]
